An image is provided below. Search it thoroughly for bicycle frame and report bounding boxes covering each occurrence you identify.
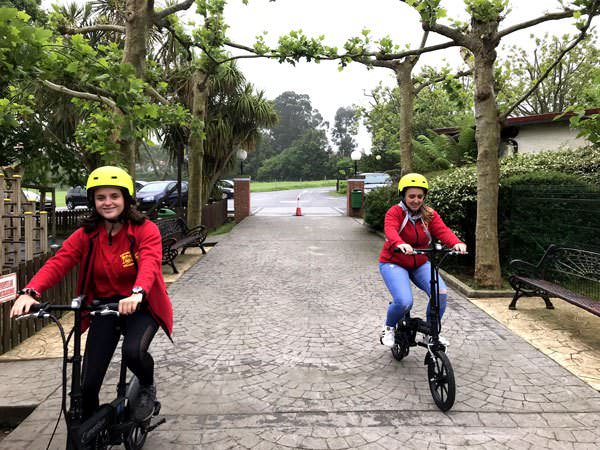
[390,242,465,412]
[21,296,162,449]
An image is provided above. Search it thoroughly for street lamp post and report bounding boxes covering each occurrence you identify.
[350,150,362,176]
[237,149,248,175]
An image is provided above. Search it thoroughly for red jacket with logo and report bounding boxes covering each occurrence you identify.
[25,220,173,338]
[379,204,463,269]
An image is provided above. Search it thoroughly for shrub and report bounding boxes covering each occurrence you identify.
[363,146,600,272]
[364,186,398,230]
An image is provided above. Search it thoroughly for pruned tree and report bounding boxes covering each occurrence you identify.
[405,0,600,287]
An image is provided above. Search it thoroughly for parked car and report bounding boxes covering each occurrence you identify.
[136,180,188,211]
[65,186,88,210]
[22,189,53,211]
[362,172,392,193]
[216,179,234,199]
[135,180,148,192]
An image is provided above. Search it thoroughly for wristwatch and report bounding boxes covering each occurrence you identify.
[17,288,40,300]
[131,286,145,298]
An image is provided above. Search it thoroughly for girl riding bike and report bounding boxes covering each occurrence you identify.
[379,173,466,347]
[10,166,173,422]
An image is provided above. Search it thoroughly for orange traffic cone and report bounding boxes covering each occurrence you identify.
[295,195,302,216]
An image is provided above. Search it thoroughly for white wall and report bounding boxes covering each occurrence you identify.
[514,121,589,154]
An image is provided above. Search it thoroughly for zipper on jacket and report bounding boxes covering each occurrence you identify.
[79,233,97,296]
[413,221,419,268]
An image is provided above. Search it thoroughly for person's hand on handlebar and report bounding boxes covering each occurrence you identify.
[396,243,414,255]
[10,294,39,318]
[119,293,143,315]
[453,243,467,254]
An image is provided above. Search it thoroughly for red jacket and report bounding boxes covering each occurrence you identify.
[26,220,173,338]
[379,204,462,269]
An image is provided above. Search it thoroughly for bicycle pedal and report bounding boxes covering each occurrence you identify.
[147,417,166,432]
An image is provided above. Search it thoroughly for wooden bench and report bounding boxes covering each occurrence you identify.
[156,217,208,273]
[508,245,600,316]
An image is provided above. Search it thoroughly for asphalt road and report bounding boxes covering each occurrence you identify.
[247,187,347,216]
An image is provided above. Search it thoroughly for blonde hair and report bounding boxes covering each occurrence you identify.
[421,205,433,224]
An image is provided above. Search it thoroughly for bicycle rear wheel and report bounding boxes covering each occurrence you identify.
[391,331,410,361]
[425,349,455,412]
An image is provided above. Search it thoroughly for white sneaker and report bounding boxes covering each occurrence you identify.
[420,334,449,347]
[381,326,395,347]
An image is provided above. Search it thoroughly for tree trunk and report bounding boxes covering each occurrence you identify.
[396,63,415,175]
[473,45,502,288]
[121,0,152,174]
[186,71,208,228]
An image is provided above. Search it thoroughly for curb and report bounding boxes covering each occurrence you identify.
[368,226,514,299]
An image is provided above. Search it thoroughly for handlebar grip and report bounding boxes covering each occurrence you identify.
[29,302,48,313]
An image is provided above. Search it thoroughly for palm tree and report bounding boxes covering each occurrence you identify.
[203,63,277,200]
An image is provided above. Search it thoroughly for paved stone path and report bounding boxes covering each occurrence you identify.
[3,215,600,449]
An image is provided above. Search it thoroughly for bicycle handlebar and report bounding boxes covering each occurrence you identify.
[16,298,120,320]
[412,249,468,256]
[393,245,468,256]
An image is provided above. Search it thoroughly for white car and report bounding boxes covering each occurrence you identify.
[22,189,40,202]
[362,172,392,193]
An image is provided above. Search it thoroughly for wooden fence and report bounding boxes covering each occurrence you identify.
[0,253,77,355]
[51,208,90,236]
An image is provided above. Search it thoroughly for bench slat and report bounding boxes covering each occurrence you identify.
[512,276,600,316]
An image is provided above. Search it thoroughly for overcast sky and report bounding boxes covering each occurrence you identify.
[221,0,589,150]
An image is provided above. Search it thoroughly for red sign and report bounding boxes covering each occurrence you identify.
[0,273,17,304]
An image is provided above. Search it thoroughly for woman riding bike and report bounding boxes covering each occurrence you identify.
[10,166,173,422]
[379,173,466,347]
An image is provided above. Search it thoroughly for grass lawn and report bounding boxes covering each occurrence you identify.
[250,180,337,192]
[54,190,67,207]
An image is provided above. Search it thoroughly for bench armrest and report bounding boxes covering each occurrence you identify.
[185,224,208,240]
[509,259,539,277]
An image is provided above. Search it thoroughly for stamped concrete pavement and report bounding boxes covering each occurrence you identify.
[3,215,600,449]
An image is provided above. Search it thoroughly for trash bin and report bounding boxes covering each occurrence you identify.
[351,189,363,209]
[157,207,177,219]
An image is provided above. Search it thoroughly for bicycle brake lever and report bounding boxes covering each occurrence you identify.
[16,311,51,321]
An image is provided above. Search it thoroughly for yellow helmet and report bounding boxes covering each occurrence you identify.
[398,173,429,194]
[86,166,134,197]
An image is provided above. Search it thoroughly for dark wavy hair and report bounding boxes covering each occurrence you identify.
[81,188,146,233]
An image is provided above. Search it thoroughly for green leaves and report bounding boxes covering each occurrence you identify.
[464,0,509,22]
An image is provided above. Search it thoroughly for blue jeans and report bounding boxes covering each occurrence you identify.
[379,262,448,327]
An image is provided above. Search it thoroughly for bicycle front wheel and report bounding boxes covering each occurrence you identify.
[426,349,455,412]
[124,423,148,450]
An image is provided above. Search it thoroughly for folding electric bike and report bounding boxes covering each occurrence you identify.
[17,295,165,449]
[384,243,465,412]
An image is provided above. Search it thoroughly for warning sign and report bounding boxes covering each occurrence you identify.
[0,273,17,304]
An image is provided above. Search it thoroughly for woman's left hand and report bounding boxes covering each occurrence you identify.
[453,243,467,254]
[119,294,143,315]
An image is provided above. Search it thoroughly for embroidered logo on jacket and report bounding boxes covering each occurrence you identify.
[120,252,138,268]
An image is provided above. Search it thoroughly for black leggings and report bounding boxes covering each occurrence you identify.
[81,307,159,419]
